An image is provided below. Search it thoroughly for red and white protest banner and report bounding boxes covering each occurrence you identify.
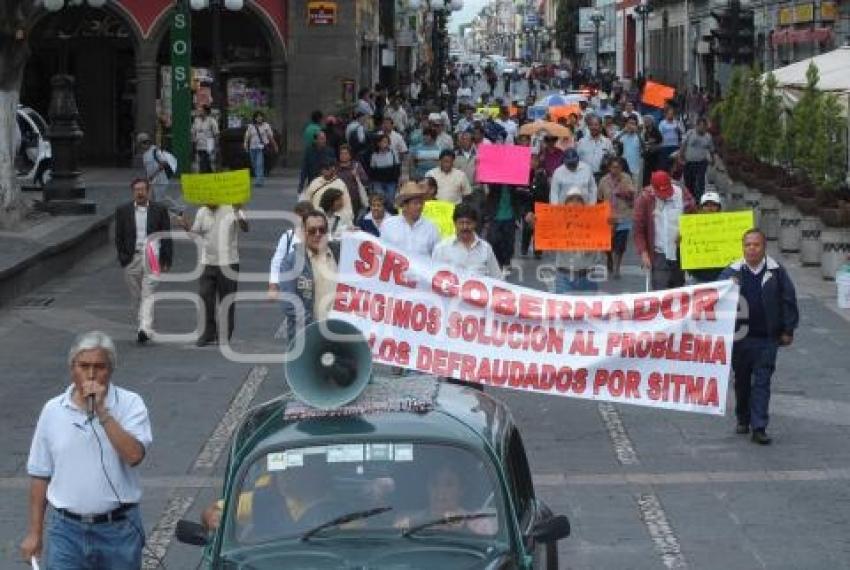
[330,233,740,415]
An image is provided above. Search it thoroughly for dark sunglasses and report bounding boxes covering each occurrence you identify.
[307,226,328,236]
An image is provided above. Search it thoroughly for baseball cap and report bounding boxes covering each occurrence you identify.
[700,191,722,206]
[564,186,586,202]
[563,148,580,166]
[650,171,674,199]
[428,112,443,124]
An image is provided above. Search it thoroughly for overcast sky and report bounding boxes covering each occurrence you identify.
[450,0,489,33]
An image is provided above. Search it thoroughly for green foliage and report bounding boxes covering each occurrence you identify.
[792,62,822,173]
[819,92,848,192]
[228,104,275,127]
[721,67,748,152]
[555,0,589,65]
[754,72,783,164]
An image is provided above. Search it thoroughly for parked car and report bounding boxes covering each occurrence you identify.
[176,320,570,569]
[15,105,52,188]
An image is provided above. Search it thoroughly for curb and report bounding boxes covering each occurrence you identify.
[0,213,114,310]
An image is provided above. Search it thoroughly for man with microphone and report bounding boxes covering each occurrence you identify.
[20,331,152,569]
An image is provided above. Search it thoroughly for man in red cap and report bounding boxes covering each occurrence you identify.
[633,170,696,290]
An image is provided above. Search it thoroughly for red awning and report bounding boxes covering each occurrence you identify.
[771,27,833,46]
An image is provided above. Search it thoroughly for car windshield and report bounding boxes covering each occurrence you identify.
[223,442,506,548]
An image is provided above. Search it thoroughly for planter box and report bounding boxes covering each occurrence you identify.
[800,216,822,266]
[779,204,802,253]
[759,195,781,240]
[820,228,850,280]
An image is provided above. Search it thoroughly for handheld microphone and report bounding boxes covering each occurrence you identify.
[87,394,96,421]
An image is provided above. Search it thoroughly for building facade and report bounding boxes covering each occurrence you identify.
[21,0,386,166]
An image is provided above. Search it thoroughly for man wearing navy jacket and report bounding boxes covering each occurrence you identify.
[720,229,799,445]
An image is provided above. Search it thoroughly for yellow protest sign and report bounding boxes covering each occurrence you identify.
[680,210,754,270]
[476,106,501,119]
[181,169,252,205]
[423,200,456,239]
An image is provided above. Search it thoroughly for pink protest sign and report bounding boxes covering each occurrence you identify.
[475,144,532,186]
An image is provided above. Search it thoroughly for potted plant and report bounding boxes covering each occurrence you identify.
[754,71,784,194]
[815,92,850,227]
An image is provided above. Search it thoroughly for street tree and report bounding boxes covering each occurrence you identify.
[0,0,37,229]
[555,0,590,68]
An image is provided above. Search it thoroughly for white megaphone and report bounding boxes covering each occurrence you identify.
[284,319,373,409]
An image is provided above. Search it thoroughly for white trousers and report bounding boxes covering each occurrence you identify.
[124,253,157,333]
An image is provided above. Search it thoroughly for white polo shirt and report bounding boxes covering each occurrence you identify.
[425,167,473,205]
[432,235,501,278]
[27,384,153,515]
[381,215,440,257]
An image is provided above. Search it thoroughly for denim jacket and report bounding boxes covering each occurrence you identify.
[279,242,340,343]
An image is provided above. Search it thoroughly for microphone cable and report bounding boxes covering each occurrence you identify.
[91,418,169,570]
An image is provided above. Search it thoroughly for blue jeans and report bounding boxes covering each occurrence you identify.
[555,272,599,294]
[250,148,265,186]
[372,181,398,207]
[45,505,144,569]
[732,337,779,430]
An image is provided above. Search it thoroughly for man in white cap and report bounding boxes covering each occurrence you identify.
[688,189,726,284]
[137,132,174,210]
[429,112,454,151]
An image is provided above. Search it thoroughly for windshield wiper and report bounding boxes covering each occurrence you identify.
[300,506,392,542]
[401,512,496,538]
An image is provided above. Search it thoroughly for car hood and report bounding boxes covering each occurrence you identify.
[217,542,519,570]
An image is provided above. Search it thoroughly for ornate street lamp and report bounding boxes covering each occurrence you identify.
[39,0,110,215]
[635,0,654,77]
[590,9,605,77]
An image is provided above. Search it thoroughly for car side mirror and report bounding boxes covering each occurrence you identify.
[175,519,209,546]
[531,514,570,543]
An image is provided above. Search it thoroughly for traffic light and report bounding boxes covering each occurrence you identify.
[707,2,754,65]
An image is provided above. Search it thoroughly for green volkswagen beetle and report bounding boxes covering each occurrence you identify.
[176,321,570,569]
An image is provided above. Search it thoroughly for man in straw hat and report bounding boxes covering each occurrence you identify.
[380,181,440,258]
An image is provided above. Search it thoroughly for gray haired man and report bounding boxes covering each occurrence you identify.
[21,331,152,568]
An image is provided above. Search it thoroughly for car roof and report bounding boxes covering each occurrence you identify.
[230,376,515,469]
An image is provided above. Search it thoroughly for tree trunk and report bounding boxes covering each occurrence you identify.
[0,86,25,228]
[0,0,37,229]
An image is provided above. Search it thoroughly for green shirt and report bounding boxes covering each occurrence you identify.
[303,123,322,148]
[495,186,514,221]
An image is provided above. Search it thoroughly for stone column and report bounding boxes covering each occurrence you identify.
[135,61,159,149]
[271,60,287,164]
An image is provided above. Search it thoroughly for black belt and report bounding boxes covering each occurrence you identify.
[55,503,136,524]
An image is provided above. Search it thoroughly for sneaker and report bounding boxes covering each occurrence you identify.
[735,423,750,435]
[751,429,772,445]
[137,330,150,344]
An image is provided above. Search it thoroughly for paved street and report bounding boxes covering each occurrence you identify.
[1,168,850,570]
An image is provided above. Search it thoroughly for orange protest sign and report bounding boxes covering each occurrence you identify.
[641,80,676,109]
[547,105,581,122]
[534,202,612,251]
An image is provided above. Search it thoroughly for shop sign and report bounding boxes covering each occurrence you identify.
[170,3,192,173]
[821,1,837,22]
[308,1,337,25]
[576,33,594,53]
[794,3,814,23]
[778,6,794,26]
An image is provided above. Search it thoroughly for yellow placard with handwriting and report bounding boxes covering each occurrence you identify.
[680,210,754,270]
[181,169,252,205]
[423,200,456,239]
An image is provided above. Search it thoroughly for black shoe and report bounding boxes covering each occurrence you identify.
[735,423,750,435]
[196,335,215,347]
[137,330,150,344]
[751,429,772,445]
